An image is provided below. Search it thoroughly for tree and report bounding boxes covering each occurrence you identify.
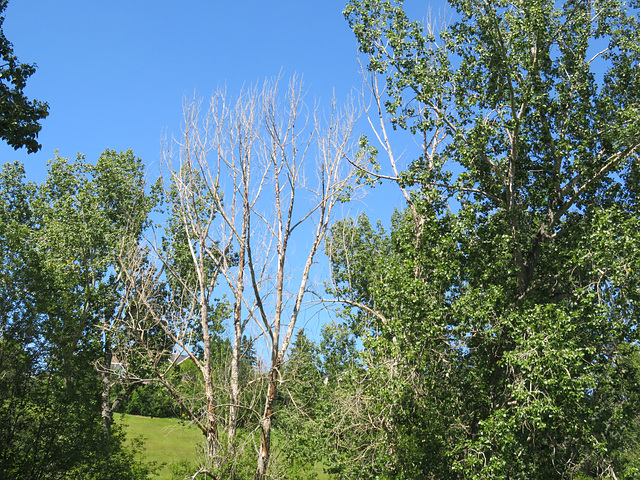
[325,0,640,477]
[35,150,156,434]
[0,153,154,479]
[0,0,49,153]
[326,210,460,479]
[119,76,361,479]
[119,151,239,477]
[240,78,359,480]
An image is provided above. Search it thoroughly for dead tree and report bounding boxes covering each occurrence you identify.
[119,76,361,479]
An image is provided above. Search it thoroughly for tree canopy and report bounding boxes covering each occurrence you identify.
[0,151,154,479]
[319,0,640,478]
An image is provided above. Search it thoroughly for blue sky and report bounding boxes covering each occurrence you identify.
[1,1,363,179]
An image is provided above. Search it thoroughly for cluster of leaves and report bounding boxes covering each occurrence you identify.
[118,381,177,418]
[0,0,48,153]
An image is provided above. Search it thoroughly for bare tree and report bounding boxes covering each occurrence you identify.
[118,76,360,479]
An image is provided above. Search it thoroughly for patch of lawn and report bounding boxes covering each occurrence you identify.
[118,414,334,479]
[117,413,203,479]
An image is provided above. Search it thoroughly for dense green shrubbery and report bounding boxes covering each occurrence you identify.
[118,382,178,418]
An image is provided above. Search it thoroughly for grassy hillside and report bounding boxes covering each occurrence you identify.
[118,414,331,479]
[117,414,202,479]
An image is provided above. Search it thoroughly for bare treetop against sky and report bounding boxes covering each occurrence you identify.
[0,1,383,182]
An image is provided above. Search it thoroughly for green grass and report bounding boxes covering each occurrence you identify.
[117,414,202,479]
[118,414,332,480]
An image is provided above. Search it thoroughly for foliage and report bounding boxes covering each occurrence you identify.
[119,381,177,419]
[275,330,325,479]
[318,320,360,384]
[0,152,154,479]
[0,0,49,152]
[324,0,640,478]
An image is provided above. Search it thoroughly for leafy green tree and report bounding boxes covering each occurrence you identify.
[118,380,177,418]
[326,210,461,479]
[0,153,154,479]
[318,317,360,384]
[0,0,49,152]
[0,161,44,477]
[325,0,640,478]
[35,150,157,432]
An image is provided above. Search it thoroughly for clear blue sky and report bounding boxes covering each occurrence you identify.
[1,1,364,180]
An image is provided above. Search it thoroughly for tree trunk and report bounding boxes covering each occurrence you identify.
[229,221,247,455]
[228,324,241,450]
[201,293,221,473]
[101,342,113,437]
[254,367,278,480]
